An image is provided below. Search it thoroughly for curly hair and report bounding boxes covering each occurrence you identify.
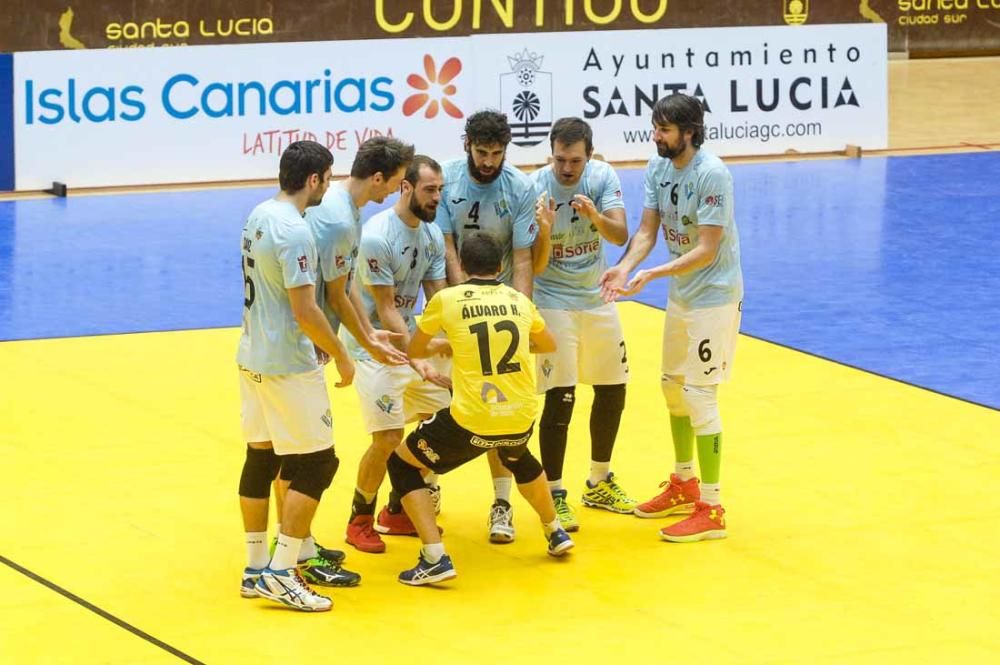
[464,109,512,147]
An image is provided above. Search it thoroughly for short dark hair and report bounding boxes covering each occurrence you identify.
[279,140,333,193]
[460,231,502,277]
[404,154,442,186]
[350,136,415,179]
[651,94,706,148]
[549,117,593,154]
[464,109,511,147]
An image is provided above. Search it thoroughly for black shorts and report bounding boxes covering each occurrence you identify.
[405,408,533,475]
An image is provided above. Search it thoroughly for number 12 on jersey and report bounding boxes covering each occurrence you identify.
[469,320,520,375]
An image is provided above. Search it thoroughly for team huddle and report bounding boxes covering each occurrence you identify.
[236,94,744,611]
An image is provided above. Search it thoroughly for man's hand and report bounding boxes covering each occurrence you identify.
[411,358,452,390]
[367,329,408,365]
[570,194,599,223]
[535,191,556,236]
[599,264,630,303]
[332,354,355,388]
[617,269,654,297]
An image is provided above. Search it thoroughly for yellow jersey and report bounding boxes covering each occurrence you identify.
[417,279,545,435]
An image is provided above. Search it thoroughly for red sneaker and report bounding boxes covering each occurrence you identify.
[660,501,727,542]
[345,514,386,553]
[375,506,418,536]
[633,474,700,518]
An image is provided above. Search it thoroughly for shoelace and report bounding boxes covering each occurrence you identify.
[359,519,380,538]
[657,478,684,494]
[290,569,327,599]
[605,477,633,502]
[490,503,512,526]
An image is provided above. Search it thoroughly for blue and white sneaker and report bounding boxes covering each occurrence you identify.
[547,528,575,557]
[254,567,332,612]
[240,567,263,598]
[398,553,457,586]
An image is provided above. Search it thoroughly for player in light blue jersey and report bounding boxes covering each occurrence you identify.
[306,136,412,365]
[530,118,636,532]
[433,110,540,543]
[603,94,743,543]
[435,111,538,294]
[236,141,357,612]
[305,138,427,554]
[340,156,452,551]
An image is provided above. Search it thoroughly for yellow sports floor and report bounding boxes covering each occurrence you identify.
[1,301,997,664]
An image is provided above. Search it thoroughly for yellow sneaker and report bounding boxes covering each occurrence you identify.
[581,472,637,514]
[551,489,580,532]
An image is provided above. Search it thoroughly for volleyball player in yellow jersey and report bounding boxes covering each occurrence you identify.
[385,231,575,585]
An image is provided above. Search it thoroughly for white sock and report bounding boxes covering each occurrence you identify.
[701,483,721,506]
[543,518,561,536]
[588,461,611,486]
[269,533,302,571]
[422,542,446,563]
[493,477,512,502]
[424,472,439,487]
[246,532,269,570]
[547,479,563,493]
[298,535,317,562]
[356,487,377,504]
[675,460,696,481]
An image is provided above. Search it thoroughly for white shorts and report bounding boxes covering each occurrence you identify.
[354,357,452,434]
[661,300,742,386]
[239,366,334,455]
[536,303,629,392]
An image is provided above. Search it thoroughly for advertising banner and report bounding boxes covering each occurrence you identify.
[479,23,888,165]
[13,38,474,189]
[0,0,996,57]
[11,24,888,190]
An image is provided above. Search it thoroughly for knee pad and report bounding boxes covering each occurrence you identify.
[287,448,339,501]
[592,383,626,415]
[540,386,576,429]
[499,448,544,484]
[386,451,426,497]
[682,384,721,435]
[238,446,281,499]
[661,375,688,416]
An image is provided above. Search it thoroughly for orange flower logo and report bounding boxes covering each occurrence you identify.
[404,55,463,119]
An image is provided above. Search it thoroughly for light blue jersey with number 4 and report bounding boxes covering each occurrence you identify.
[434,159,538,286]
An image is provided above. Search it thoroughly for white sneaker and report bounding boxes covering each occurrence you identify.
[488,499,515,543]
[254,567,332,612]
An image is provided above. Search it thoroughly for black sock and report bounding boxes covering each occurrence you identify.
[387,489,403,513]
[539,386,576,483]
[350,489,376,520]
[591,384,626,464]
